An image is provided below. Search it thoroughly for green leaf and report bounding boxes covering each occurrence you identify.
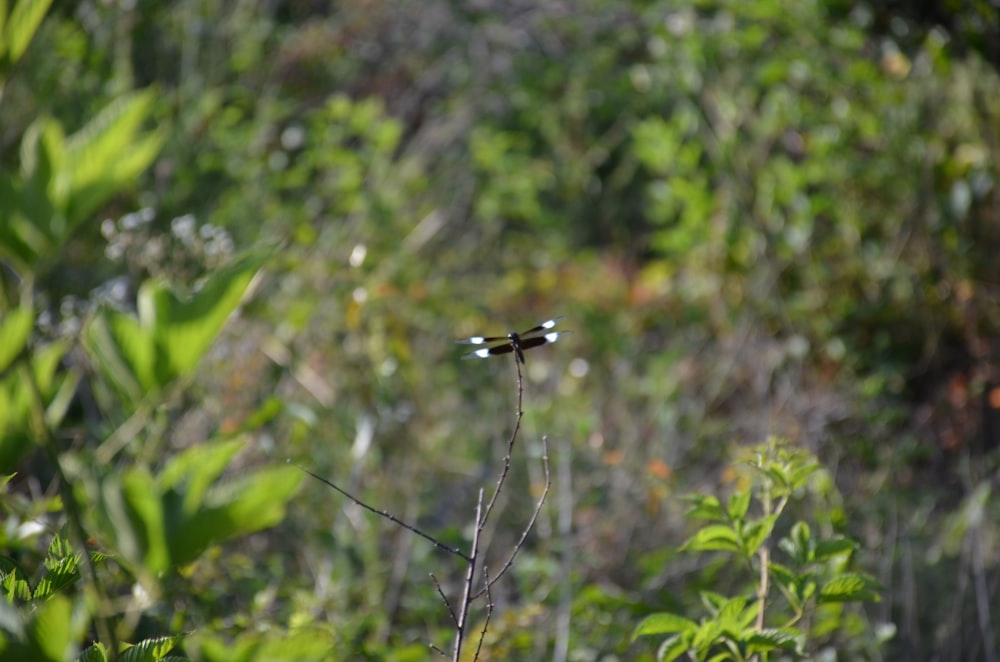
[26,594,87,662]
[717,596,747,623]
[2,0,53,64]
[34,552,81,600]
[78,641,109,662]
[146,253,266,380]
[682,524,741,552]
[741,514,779,556]
[159,438,244,512]
[813,535,858,561]
[744,627,804,654]
[818,573,881,603]
[0,306,31,373]
[184,627,334,662]
[62,90,165,225]
[119,635,184,662]
[683,494,726,522]
[656,633,692,662]
[690,620,724,651]
[83,311,153,401]
[727,489,751,520]
[84,253,267,402]
[167,464,302,567]
[0,340,72,471]
[119,468,170,575]
[777,520,812,564]
[632,612,698,639]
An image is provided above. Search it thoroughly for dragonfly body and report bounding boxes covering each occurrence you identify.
[457,318,565,363]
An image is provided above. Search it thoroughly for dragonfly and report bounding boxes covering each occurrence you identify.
[456,317,566,364]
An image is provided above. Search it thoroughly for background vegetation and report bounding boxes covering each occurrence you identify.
[2,0,999,659]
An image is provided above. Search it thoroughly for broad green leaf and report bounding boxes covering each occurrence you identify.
[146,253,266,380]
[656,633,692,662]
[85,253,266,402]
[682,524,741,552]
[691,620,723,651]
[159,438,245,513]
[62,90,165,225]
[184,627,334,662]
[77,642,109,662]
[717,596,747,623]
[778,520,812,564]
[814,535,858,561]
[0,173,41,268]
[1,560,32,602]
[0,341,71,471]
[83,312,153,401]
[27,594,87,662]
[3,0,52,63]
[818,573,881,603]
[744,627,804,654]
[0,306,31,373]
[34,549,81,600]
[683,494,726,522]
[726,489,751,521]
[167,464,301,567]
[119,634,183,662]
[632,612,698,639]
[741,514,779,556]
[116,468,170,575]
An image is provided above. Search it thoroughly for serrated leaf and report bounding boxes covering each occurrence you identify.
[682,524,741,552]
[120,634,183,661]
[741,514,778,556]
[682,494,726,521]
[727,489,751,520]
[632,612,698,639]
[814,535,858,561]
[818,573,881,603]
[717,597,747,623]
[744,627,804,654]
[78,641,109,662]
[657,633,692,662]
[34,553,81,599]
[691,620,723,650]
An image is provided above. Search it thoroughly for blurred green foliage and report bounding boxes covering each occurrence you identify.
[1,0,998,660]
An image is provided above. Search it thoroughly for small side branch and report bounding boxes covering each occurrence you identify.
[298,465,471,562]
[471,565,495,661]
[474,435,550,598]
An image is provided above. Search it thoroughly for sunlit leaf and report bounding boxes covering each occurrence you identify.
[818,573,881,603]
[2,0,53,63]
[682,524,741,552]
[632,612,697,639]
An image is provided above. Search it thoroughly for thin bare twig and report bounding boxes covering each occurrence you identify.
[297,465,472,562]
[430,572,458,626]
[474,435,550,598]
[472,565,495,662]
